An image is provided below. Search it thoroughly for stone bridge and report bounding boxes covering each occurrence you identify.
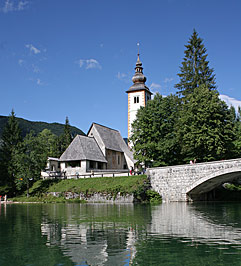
[147,158,241,202]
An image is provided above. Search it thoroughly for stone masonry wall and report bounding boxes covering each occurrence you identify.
[47,192,134,203]
[147,158,241,202]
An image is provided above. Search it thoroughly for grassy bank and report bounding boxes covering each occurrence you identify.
[10,175,162,203]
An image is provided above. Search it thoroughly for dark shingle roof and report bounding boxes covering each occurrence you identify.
[89,123,136,164]
[126,83,152,93]
[89,123,123,152]
[60,135,107,163]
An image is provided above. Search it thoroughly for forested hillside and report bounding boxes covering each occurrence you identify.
[0,115,85,138]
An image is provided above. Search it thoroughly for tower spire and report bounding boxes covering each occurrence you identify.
[126,46,153,142]
[137,42,140,62]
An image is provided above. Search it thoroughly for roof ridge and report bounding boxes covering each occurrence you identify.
[93,122,119,132]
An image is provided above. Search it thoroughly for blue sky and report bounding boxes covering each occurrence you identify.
[1,0,241,137]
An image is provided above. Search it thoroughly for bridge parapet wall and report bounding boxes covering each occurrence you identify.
[147,158,241,202]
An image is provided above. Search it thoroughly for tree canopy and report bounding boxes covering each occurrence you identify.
[131,30,237,166]
[130,93,181,167]
[175,29,216,97]
[0,110,22,192]
[176,85,235,162]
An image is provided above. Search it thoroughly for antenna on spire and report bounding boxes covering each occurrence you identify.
[137,42,140,61]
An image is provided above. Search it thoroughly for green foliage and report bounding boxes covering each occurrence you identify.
[146,190,162,203]
[54,116,74,157]
[175,29,216,97]
[131,93,181,167]
[0,114,85,139]
[13,132,44,194]
[0,110,22,192]
[223,183,241,191]
[176,85,235,162]
[131,30,237,166]
[232,107,241,157]
[12,129,60,195]
[64,116,72,146]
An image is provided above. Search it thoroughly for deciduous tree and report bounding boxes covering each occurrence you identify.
[131,93,181,167]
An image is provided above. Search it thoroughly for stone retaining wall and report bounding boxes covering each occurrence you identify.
[47,192,134,203]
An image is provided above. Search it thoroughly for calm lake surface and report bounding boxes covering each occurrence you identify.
[1,202,241,266]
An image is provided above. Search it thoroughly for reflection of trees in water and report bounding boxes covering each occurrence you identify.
[132,203,241,265]
[0,204,74,266]
[41,203,152,266]
[192,202,241,228]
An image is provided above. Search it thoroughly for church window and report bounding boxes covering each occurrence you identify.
[134,96,139,104]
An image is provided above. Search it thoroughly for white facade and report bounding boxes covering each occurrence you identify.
[128,90,152,139]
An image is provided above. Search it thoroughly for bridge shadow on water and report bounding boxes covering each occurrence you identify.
[188,184,241,202]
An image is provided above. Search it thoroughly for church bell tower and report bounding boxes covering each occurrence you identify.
[126,50,152,141]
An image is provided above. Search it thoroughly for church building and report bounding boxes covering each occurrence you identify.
[41,51,151,179]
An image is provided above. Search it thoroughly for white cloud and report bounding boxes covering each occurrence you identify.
[1,0,29,13]
[18,59,24,66]
[219,94,241,112]
[36,78,43,85]
[150,83,162,96]
[164,77,174,83]
[32,64,40,73]
[76,58,102,70]
[150,82,162,90]
[86,59,101,69]
[25,44,41,54]
[18,0,28,10]
[77,59,84,68]
[117,72,127,79]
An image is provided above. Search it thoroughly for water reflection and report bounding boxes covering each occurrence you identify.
[150,203,241,246]
[41,204,151,266]
[1,202,241,266]
[40,203,241,265]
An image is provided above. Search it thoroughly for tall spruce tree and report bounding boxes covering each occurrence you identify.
[176,85,235,162]
[175,30,216,97]
[64,116,72,148]
[0,110,22,193]
[55,116,73,157]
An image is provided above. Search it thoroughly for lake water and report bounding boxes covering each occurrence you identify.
[1,202,241,266]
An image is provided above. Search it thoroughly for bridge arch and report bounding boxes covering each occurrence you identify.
[186,168,241,198]
[149,158,241,201]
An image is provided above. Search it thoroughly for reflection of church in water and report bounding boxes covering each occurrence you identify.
[40,203,241,265]
[40,204,143,266]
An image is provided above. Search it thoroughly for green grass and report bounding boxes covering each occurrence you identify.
[46,175,149,195]
[10,175,159,203]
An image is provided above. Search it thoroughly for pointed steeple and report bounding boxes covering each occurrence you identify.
[126,48,151,93]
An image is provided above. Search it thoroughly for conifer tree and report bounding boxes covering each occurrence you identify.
[55,116,73,157]
[64,116,72,148]
[0,110,22,192]
[175,30,216,97]
[176,85,235,162]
